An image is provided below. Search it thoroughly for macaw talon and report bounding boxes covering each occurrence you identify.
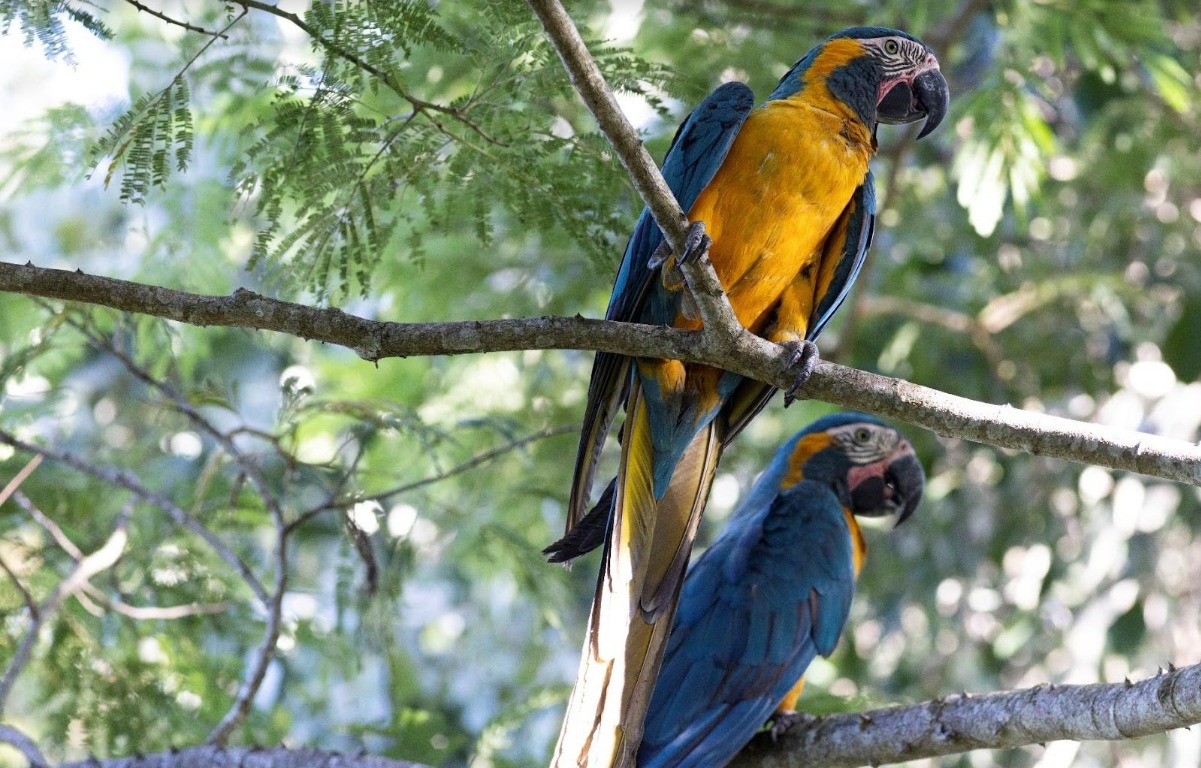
[652,221,711,292]
[648,239,672,270]
[677,220,712,266]
[768,710,816,741]
[781,340,820,407]
[648,220,709,270]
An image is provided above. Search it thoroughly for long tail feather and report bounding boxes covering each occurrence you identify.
[552,380,722,767]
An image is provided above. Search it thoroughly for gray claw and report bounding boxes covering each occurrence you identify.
[782,340,820,407]
[769,710,815,741]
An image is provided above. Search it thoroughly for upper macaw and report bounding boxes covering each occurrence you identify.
[637,413,925,768]
[546,27,948,767]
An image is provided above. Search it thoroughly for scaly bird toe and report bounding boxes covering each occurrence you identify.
[650,221,711,292]
[769,710,816,742]
[781,340,820,407]
[678,220,711,265]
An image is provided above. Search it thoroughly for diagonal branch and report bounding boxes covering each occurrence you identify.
[730,662,1201,768]
[0,429,270,604]
[0,724,48,768]
[525,0,690,255]
[0,509,130,717]
[2,261,1198,486]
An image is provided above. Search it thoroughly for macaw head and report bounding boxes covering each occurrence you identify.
[782,412,925,526]
[773,26,950,140]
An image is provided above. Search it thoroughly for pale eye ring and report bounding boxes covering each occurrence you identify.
[884,39,900,55]
[853,428,872,444]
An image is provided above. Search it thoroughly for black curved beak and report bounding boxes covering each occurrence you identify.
[850,452,925,527]
[877,68,949,140]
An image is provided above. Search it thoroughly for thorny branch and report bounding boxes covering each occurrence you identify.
[121,0,228,38]
[228,0,502,146]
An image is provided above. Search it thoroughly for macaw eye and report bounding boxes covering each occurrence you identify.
[883,39,900,55]
[853,427,872,444]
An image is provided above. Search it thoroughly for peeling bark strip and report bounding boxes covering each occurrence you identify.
[730,662,1201,768]
[2,260,1199,486]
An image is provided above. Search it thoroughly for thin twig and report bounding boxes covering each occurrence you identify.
[67,319,290,745]
[14,486,229,620]
[0,430,270,605]
[0,510,130,717]
[122,0,229,38]
[0,457,43,618]
[288,425,576,533]
[206,534,286,744]
[229,0,503,146]
[0,552,38,620]
[525,0,690,255]
[70,317,289,533]
[0,454,42,507]
[80,583,230,620]
[14,490,84,560]
[859,295,1007,373]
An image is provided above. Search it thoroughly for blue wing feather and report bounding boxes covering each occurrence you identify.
[564,81,756,530]
[807,171,877,340]
[607,81,757,326]
[637,481,857,768]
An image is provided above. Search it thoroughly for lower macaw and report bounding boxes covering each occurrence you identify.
[637,413,925,768]
[548,27,947,768]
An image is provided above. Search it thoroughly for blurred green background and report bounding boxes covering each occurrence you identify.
[1,1,1200,766]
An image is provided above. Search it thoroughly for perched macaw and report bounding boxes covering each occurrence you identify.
[636,413,924,768]
[547,28,948,767]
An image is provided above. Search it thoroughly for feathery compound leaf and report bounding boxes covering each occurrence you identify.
[91,75,195,205]
[0,0,113,63]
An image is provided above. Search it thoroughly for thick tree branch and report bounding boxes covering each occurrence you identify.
[731,662,1201,768]
[25,663,1201,768]
[2,261,1198,486]
[0,723,48,768]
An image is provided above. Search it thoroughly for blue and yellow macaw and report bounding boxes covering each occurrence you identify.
[547,28,947,767]
[638,413,924,768]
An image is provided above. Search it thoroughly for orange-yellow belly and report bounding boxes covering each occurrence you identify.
[679,98,872,337]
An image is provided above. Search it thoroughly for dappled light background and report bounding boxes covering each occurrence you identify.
[2,1,1201,767]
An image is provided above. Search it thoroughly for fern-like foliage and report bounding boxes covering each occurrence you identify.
[228,0,673,299]
[0,0,112,63]
[92,75,195,204]
[8,0,673,299]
